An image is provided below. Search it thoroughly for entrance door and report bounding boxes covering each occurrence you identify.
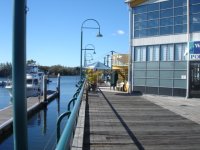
[190,61,200,97]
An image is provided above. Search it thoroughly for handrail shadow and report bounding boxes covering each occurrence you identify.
[99,88,145,150]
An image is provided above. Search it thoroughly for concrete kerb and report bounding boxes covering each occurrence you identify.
[71,92,86,150]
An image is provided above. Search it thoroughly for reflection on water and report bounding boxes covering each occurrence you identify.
[0,76,79,150]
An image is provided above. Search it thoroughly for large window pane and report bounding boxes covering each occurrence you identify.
[190,23,200,32]
[190,0,200,5]
[135,13,147,22]
[134,5,147,14]
[141,47,146,61]
[174,25,187,34]
[175,43,186,61]
[161,45,167,61]
[190,14,200,23]
[148,20,159,28]
[174,15,187,25]
[161,44,174,61]
[160,0,173,9]
[160,17,173,26]
[190,4,200,13]
[174,6,187,16]
[174,0,187,7]
[154,46,160,61]
[147,28,159,36]
[135,47,141,61]
[148,11,159,20]
[147,3,159,11]
[147,46,153,61]
[160,26,173,35]
[160,9,173,18]
[134,30,139,38]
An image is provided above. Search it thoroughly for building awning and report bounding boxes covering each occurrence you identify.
[125,0,147,7]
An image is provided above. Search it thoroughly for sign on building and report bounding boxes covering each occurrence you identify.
[189,41,200,60]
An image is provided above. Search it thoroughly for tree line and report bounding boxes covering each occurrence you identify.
[0,62,80,77]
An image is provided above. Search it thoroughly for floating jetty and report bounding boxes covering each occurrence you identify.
[0,90,58,141]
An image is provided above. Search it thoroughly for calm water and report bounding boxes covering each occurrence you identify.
[0,76,80,150]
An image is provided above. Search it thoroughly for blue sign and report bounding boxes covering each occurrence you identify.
[189,41,200,60]
[190,41,200,54]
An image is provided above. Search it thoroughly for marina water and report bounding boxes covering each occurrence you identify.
[0,76,79,150]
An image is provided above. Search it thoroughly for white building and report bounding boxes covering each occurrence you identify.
[126,0,200,98]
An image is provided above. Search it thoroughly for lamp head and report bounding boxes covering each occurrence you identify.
[96,31,103,37]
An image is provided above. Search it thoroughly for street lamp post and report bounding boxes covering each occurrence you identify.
[80,19,103,79]
[82,44,96,67]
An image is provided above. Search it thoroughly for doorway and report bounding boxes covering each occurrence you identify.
[190,61,200,98]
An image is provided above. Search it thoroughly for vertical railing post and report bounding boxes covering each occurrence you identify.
[57,73,60,97]
[43,75,47,102]
[12,0,28,149]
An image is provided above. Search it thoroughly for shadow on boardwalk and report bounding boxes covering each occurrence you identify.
[83,89,200,150]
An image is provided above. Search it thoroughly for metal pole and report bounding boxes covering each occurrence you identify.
[104,57,106,65]
[128,7,133,94]
[57,73,60,97]
[43,75,47,102]
[84,50,86,67]
[80,31,83,79]
[107,55,109,67]
[186,0,190,98]
[12,0,28,149]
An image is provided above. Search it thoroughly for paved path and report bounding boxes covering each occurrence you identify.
[83,88,200,150]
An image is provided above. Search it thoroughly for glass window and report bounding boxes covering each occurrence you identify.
[135,13,147,22]
[174,6,187,16]
[160,17,173,26]
[190,14,200,23]
[174,15,187,25]
[148,20,159,28]
[174,25,187,34]
[160,0,173,10]
[160,26,173,35]
[147,28,159,36]
[134,22,140,30]
[174,0,187,7]
[160,9,173,18]
[161,44,174,61]
[134,30,139,38]
[190,4,200,14]
[134,5,147,14]
[148,11,159,20]
[147,3,159,11]
[190,0,200,4]
[140,29,147,37]
[175,43,186,61]
[147,46,159,61]
[154,46,160,61]
[147,46,154,61]
[135,47,141,61]
[141,47,146,61]
[190,23,200,32]
[134,47,146,61]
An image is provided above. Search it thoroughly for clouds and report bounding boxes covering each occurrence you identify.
[112,29,125,36]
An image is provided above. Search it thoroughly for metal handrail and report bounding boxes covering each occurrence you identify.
[56,111,71,143]
[67,98,77,111]
[55,79,85,150]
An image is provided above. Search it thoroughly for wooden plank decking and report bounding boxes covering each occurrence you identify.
[83,89,200,150]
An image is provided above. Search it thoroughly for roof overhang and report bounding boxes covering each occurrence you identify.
[125,0,147,7]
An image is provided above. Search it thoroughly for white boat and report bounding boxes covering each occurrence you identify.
[5,65,43,98]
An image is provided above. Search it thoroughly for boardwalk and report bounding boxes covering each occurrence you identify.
[83,89,200,150]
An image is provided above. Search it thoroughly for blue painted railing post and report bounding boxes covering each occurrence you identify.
[12,0,28,150]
